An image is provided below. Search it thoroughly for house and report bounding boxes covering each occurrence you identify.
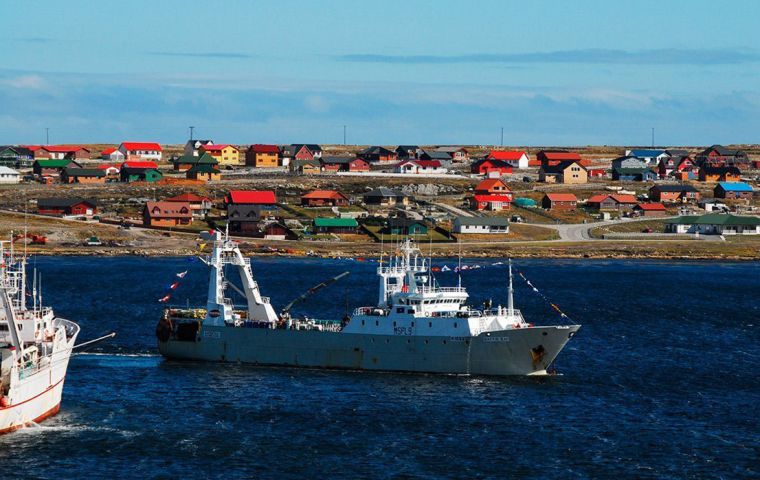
[699,166,741,183]
[633,203,667,217]
[184,139,213,157]
[586,194,637,211]
[320,156,370,173]
[225,190,278,234]
[313,217,358,234]
[649,184,700,203]
[186,164,221,182]
[200,144,240,166]
[435,146,468,162]
[36,145,91,160]
[695,145,749,168]
[290,159,321,175]
[100,147,125,162]
[37,198,97,216]
[97,164,121,179]
[0,166,20,184]
[120,161,162,182]
[172,153,218,171]
[539,161,587,184]
[386,218,428,235]
[60,167,107,184]
[536,150,582,166]
[542,193,578,211]
[471,159,513,176]
[587,168,607,178]
[612,166,657,182]
[358,146,397,163]
[245,144,280,168]
[118,142,162,162]
[665,214,760,235]
[453,216,509,234]
[395,145,421,159]
[475,178,511,195]
[471,176,513,210]
[624,149,668,165]
[165,193,213,217]
[363,188,410,206]
[485,150,529,169]
[0,146,34,168]
[612,156,649,170]
[33,159,80,177]
[714,182,754,200]
[418,150,452,164]
[301,190,349,207]
[143,201,193,227]
[395,159,447,174]
[257,221,297,240]
[658,155,695,179]
[291,144,322,161]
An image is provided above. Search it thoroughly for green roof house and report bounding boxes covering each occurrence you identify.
[313,217,359,233]
[665,214,760,235]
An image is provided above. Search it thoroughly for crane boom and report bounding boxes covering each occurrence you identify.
[280,271,350,316]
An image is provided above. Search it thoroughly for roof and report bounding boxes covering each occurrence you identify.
[388,218,426,228]
[475,178,509,191]
[716,182,753,192]
[614,167,654,175]
[293,159,321,168]
[544,193,578,202]
[652,184,698,193]
[360,146,394,156]
[122,161,158,169]
[227,190,277,204]
[636,203,666,211]
[0,166,19,175]
[487,150,526,161]
[364,188,406,198]
[702,166,742,175]
[586,194,636,204]
[202,144,237,152]
[101,147,117,155]
[302,190,347,200]
[173,153,218,165]
[165,193,211,203]
[313,217,358,228]
[38,197,97,208]
[415,160,442,168]
[473,194,512,203]
[42,145,88,153]
[97,164,120,171]
[396,145,420,151]
[34,159,73,168]
[249,144,279,153]
[702,145,744,157]
[187,164,221,174]
[629,149,665,157]
[292,144,322,152]
[435,146,467,153]
[667,214,760,226]
[539,151,582,161]
[456,216,509,226]
[144,201,192,219]
[474,159,513,169]
[541,160,585,173]
[420,150,451,160]
[63,167,105,177]
[121,142,162,151]
[321,156,354,164]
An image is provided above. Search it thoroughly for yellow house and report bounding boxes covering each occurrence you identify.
[539,161,588,184]
[186,164,222,182]
[200,144,240,165]
[246,144,280,168]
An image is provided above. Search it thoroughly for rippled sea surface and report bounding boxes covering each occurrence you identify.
[0,256,758,479]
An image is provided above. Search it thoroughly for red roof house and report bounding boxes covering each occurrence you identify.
[542,193,578,210]
[121,161,158,170]
[470,178,512,210]
[300,190,349,207]
[471,159,514,176]
[485,150,529,168]
[226,190,277,205]
[537,151,582,166]
[633,203,667,217]
[586,194,638,210]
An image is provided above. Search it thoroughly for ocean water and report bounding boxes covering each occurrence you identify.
[0,256,758,479]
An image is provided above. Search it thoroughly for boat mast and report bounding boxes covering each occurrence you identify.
[507,258,514,317]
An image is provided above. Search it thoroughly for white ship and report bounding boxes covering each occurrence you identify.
[157,231,580,376]
[0,239,80,434]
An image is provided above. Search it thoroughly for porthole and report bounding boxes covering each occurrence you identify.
[442,340,447,344]
[411,321,415,327]
[424,340,429,344]
[361,320,365,326]
[375,320,379,326]
[393,321,397,327]
[454,322,458,328]
[542,331,548,336]
[429,322,432,328]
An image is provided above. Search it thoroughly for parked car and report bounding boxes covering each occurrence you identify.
[642,228,653,233]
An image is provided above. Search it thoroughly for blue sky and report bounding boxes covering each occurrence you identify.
[1,0,759,146]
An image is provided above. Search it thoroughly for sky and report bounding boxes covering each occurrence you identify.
[1,0,759,146]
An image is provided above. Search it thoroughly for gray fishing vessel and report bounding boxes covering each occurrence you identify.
[156,231,580,375]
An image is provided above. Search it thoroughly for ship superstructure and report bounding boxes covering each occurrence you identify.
[158,232,580,376]
[0,239,80,433]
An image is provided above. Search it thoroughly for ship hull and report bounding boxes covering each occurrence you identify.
[158,324,580,376]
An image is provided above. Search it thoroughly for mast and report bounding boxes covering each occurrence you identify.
[507,258,514,316]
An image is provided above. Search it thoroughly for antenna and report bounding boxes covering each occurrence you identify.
[343,125,347,146]
[457,239,462,288]
[507,258,514,317]
[651,127,655,148]
[189,126,195,141]
[500,127,504,147]
[45,127,49,145]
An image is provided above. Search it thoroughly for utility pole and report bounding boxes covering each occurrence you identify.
[189,126,195,141]
[651,127,654,148]
[500,127,504,147]
[343,125,346,146]
[45,128,49,145]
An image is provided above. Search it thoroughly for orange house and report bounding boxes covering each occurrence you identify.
[143,201,193,227]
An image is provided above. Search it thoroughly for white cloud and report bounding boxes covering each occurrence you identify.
[4,74,47,90]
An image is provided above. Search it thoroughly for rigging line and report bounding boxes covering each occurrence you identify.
[515,269,574,324]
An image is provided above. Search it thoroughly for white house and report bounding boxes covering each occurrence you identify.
[101,148,125,162]
[453,216,509,234]
[395,159,448,175]
[184,139,214,157]
[0,166,20,184]
[625,149,669,166]
[119,142,162,162]
[665,214,760,235]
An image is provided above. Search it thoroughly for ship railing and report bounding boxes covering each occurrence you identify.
[352,306,387,316]
[260,296,270,304]
[416,286,467,294]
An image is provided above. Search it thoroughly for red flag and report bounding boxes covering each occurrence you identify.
[169,282,180,290]
[158,295,171,303]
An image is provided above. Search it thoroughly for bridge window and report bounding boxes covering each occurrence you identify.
[375,320,379,326]
[393,321,397,327]
[429,322,432,328]
[361,320,365,326]
[454,322,458,328]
